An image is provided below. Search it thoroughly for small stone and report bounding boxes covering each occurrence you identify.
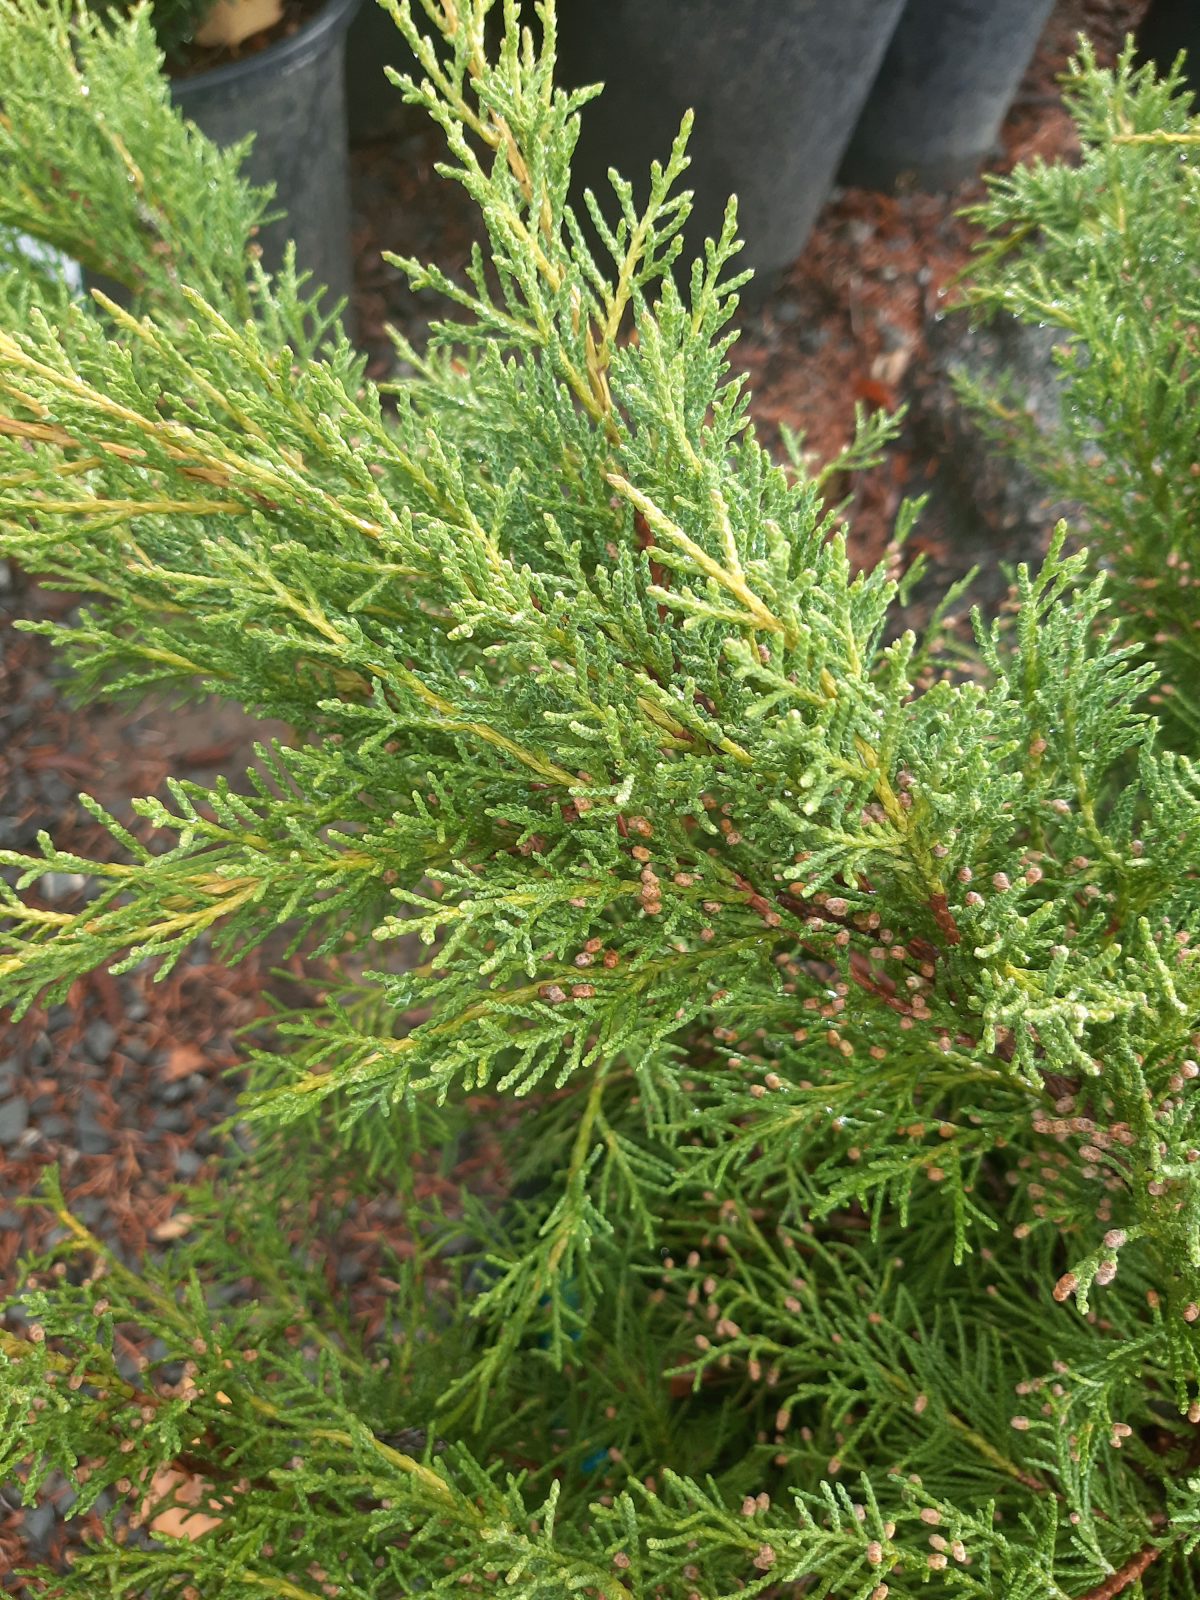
[83,1020,118,1063]
[0,1096,30,1147]
[20,1501,56,1550]
[75,1096,112,1155]
[37,1115,69,1140]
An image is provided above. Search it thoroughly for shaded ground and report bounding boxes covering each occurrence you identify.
[0,0,1147,1581]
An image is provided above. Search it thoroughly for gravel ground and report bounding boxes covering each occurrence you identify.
[0,0,1148,1582]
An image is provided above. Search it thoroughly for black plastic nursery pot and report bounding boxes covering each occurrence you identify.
[343,0,411,139]
[554,0,907,298]
[1136,0,1200,100]
[172,0,361,313]
[839,0,1054,191]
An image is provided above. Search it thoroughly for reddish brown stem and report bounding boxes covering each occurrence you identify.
[1073,1545,1160,1600]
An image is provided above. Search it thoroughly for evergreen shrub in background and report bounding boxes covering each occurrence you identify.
[961,44,1200,751]
[1,3,1199,1594]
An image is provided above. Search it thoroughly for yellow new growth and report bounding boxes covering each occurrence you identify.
[607,472,785,637]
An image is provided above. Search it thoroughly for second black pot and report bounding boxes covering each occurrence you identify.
[173,0,361,312]
[839,0,1054,192]
[554,0,906,298]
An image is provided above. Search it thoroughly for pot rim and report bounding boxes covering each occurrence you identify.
[173,0,362,96]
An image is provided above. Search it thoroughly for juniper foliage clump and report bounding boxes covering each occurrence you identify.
[959,40,1200,750]
[1,3,1200,1595]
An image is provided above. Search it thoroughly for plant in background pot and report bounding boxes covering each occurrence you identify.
[95,0,361,313]
[0,0,346,343]
[93,0,211,58]
[956,40,1200,750]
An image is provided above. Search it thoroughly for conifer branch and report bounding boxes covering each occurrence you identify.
[2,4,1200,1594]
